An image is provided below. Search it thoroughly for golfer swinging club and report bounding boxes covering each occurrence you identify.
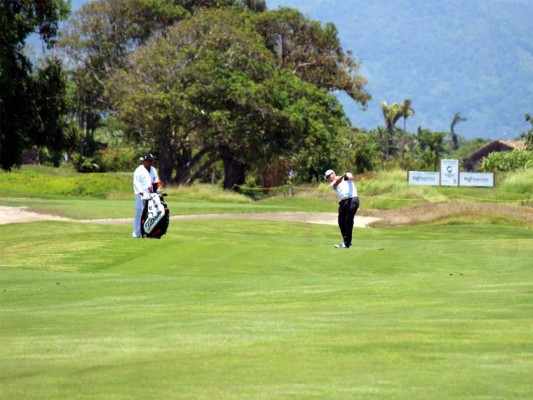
[132,153,159,238]
[325,169,359,249]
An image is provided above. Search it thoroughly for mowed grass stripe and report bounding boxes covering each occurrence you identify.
[0,220,531,399]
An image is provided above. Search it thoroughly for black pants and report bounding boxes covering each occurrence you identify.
[338,197,359,247]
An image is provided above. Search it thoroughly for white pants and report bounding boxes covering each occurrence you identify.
[132,196,146,237]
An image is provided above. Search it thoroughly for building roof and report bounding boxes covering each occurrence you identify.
[466,140,525,161]
[497,140,526,150]
[463,140,526,171]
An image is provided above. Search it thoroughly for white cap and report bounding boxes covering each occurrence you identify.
[324,169,334,179]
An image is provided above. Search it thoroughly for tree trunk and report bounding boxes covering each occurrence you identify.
[157,143,175,185]
[172,142,193,185]
[451,132,459,151]
[222,151,247,191]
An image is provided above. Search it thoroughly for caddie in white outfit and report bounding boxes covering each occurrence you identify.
[325,169,359,249]
[132,153,159,238]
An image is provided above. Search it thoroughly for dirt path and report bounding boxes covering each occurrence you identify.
[2,202,530,228]
[0,206,380,227]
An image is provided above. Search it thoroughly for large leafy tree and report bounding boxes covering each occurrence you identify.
[254,7,370,107]
[0,0,70,170]
[33,57,74,167]
[265,70,350,183]
[109,8,276,185]
[62,2,367,185]
[58,0,189,158]
[345,129,381,174]
[59,0,267,165]
[109,8,351,188]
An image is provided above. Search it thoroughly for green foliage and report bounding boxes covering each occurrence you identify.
[0,166,131,198]
[346,130,382,173]
[414,128,449,171]
[481,150,533,172]
[270,71,350,182]
[63,2,369,188]
[380,100,402,157]
[72,154,100,173]
[519,113,533,150]
[58,0,190,163]
[109,7,356,188]
[89,117,139,172]
[399,99,415,132]
[253,6,370,106]
[499,168,533,195]
[33,57,72,167]
[95,147,138,172]
[377,99,415,160]
[0,0,70,170]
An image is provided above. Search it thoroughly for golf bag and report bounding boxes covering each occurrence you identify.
[141,192,170,239]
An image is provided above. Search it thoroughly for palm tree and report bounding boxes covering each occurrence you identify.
[399,99,415,132]
[450,112,467,151]
[416,127,449,171]
[381,100,402,158]
[519,113,533,150]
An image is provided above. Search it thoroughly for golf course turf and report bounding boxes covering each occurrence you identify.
[1,218,531,399]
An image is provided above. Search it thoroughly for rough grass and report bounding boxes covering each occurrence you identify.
[0,165,131,199]
[1,166,531,226]
[368,201,533,227]
[499,168,533,195]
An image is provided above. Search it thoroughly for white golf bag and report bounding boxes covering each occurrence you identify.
[141,192,170,239]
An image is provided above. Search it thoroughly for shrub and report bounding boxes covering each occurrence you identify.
[72,154,100,173]
[481,150,533,172]
[96,147,138,172]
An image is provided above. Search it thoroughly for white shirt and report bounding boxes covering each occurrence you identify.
[330,179,357,200]
[133,164,159,194]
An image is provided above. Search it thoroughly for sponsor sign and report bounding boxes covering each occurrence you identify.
[408,171,440,186]
[440,159,459,186]
[460,173,494,187]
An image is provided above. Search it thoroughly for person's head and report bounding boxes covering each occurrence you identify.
[325,169,335,182]
[141,153,155,169]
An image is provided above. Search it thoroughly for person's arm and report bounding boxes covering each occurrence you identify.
[333,172,352,188]
[133,170,143,195]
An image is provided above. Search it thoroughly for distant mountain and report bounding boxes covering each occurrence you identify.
[267,0,533,139]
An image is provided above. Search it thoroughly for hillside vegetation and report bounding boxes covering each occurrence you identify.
[268,0,533,138]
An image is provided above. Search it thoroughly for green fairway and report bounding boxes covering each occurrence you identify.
[1,219,531,399]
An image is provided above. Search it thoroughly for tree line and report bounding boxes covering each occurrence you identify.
[1,0,530,190]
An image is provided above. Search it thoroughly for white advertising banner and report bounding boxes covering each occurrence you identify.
[460,173,494,187]
[408,171,440,186]
[440,159,459,186]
